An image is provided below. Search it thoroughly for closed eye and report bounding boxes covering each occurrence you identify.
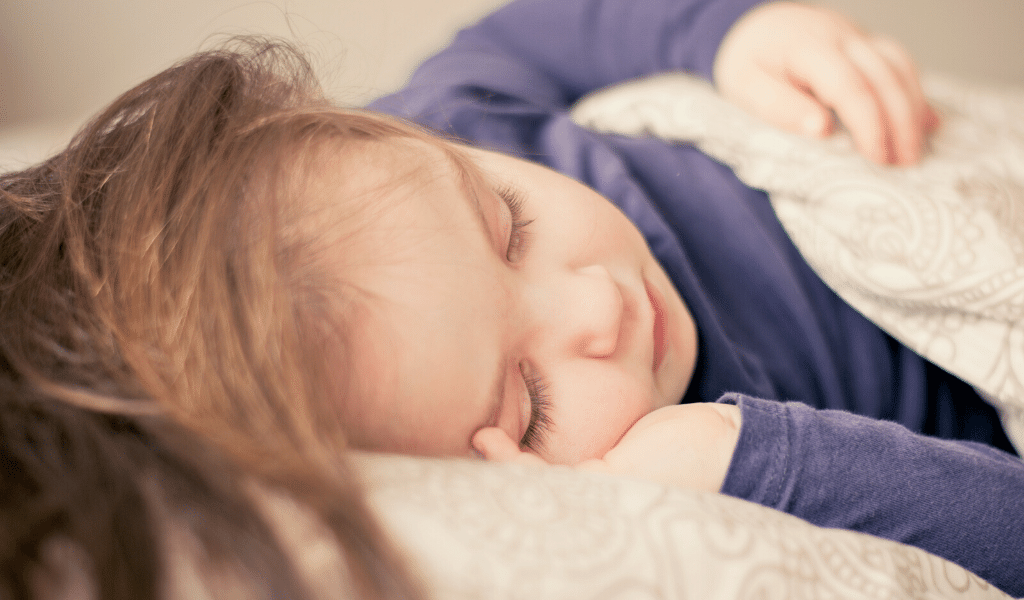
[493,184,548,450]
[497,185,533,262]
[519,364,551,452]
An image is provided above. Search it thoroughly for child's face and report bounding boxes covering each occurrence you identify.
[331,137,697,465]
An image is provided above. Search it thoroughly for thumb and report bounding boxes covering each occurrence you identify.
[472,427,548,466]
[734,69,835,137]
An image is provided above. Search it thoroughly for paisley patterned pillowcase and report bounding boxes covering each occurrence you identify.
[571,72,1024,454]
[355,453,1009,599]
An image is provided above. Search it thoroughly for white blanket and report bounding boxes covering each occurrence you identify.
[356,453,1011,599]
[572,72,1024,453]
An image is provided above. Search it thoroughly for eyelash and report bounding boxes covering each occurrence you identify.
[493,185,549,451]
[497,186,533,262]
[519,367,552,452]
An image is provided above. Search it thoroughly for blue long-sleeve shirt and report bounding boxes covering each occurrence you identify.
[370,0,1024,593]
[721,394,1024,596]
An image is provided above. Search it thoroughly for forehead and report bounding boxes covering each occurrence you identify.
[288,132,479,264]
[313,136,505,455]
[307,133,479,219]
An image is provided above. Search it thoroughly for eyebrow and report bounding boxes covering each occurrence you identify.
[443,148,509,438]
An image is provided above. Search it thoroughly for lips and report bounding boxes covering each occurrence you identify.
[646,280,667,372]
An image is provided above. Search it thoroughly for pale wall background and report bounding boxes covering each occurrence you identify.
[2,0,1022,152]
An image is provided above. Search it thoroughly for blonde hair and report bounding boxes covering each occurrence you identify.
[0,38,424,599]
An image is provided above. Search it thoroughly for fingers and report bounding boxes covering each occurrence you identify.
[872,37,941,133]
[472,427,548,466]
[790,35,936,165]
[844,36,930,163]
[844,39,915,163]
[789,43,892,163]
[713,2,937,166]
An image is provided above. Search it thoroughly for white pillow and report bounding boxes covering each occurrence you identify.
[572,72,1024,454]
[355,453,1010,599]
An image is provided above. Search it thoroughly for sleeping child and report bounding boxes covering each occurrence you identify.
[1,0,1022,597]
[352,0,1024,593]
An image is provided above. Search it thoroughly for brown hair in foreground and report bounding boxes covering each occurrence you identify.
[0,38,425,599]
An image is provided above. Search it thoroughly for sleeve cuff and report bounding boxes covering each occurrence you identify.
[716,393,791,507]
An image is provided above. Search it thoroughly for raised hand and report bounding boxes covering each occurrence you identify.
[713,1,939,165]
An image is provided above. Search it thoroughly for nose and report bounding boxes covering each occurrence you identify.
[557,264,623,358]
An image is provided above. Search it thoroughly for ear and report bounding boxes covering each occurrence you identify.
[471,427,548,467]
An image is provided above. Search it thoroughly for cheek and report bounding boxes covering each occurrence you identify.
[541,369,654,465]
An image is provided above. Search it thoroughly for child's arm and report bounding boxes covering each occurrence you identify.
[373,0,933,164]
[719,394,1024,597]
[475,394,1024,597]
[373,0,762,155]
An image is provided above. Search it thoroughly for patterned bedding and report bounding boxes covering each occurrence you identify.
[355,453,1011,599]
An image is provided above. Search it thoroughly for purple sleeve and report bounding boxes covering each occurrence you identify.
[718,393,1024,597]
[370,0,763,150]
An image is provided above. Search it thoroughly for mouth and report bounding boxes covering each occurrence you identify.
[646,280,667,372]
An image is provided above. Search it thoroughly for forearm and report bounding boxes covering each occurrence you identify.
[462,0,763,97]
[371,0,764,127]
[719,393,1024,597]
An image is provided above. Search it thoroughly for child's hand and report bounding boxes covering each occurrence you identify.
[472,403,742,493]
[713,2,940,165]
